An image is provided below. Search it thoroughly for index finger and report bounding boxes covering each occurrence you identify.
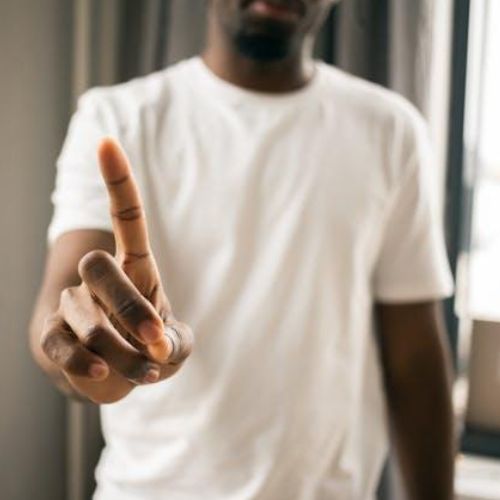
[98,137,150,258]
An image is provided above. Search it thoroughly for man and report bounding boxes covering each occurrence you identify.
[30,0,455,498]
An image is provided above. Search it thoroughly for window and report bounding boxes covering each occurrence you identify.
[452,0,500,459]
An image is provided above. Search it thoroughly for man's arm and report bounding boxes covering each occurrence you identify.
[375,301,455,500]
[30,139,193,404]
[29,229,115,399]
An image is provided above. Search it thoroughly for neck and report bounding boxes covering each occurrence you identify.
[202,17,315,94]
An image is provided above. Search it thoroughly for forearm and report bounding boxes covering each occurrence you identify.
[385,347,454,500]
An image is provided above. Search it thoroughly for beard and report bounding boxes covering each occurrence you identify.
[232,17,297,61]
[234,32,290,61]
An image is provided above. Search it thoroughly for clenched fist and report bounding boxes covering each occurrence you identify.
[40,138,193,403]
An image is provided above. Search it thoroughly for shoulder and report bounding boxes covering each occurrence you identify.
[318,62,427,144]
[317,63,431,183]
[75,58,196,129]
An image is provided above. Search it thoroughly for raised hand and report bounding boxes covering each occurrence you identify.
[40,138,193,404]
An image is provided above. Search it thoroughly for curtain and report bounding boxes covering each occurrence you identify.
[73,0,438,112]
[68,1,452,499]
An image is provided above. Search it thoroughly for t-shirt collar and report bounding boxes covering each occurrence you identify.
[187,56,323,108]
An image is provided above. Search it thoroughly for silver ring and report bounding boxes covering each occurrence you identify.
[164,324,182,363]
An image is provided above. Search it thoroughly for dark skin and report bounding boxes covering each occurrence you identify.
[31,140,194,404]
[376,302,454,500]
[30,0,455,498]
[203,0,332,92]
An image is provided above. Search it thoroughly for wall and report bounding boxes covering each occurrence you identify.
[0,1,73,498]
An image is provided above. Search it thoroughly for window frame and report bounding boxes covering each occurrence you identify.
[446,0,500,459]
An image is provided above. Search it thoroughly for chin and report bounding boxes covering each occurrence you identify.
[234,33,292,61]
[234,15,297,61]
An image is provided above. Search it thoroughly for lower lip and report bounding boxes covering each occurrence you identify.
[247,1,300,22]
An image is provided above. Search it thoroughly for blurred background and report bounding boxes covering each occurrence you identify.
[0,0,499,499]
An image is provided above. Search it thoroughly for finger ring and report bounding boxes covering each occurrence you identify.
[164,324,182,363]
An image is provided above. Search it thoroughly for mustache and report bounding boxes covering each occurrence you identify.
[240,0,307,17]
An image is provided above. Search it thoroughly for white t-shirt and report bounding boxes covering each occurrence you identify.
[49,57,453,500]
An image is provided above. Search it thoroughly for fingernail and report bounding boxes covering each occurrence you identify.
[138,320,162,343]
[148,339,171,364]
[144,368,160,384]
[89,363,108,379]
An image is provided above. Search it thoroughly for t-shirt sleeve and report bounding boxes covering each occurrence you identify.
[373,110,454,302]
[47,89,117,245]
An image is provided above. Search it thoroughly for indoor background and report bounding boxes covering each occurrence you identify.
[0,0,498,499]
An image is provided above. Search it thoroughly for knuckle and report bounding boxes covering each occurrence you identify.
[59,286,78,308]
[122,360,151,382]
[115,296,144,323]
[40,326,58,355]
[78,249,113,282]
[113,205,143,221]
[62,349,85,375]
[83,324,108,349]
[40,315,65,355]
